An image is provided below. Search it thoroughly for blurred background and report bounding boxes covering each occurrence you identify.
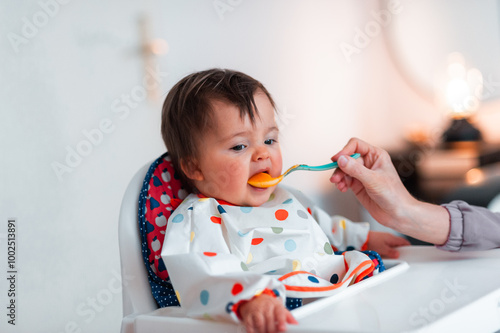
[1,0,500,331]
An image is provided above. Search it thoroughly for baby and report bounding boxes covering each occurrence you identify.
[160,69,409,333]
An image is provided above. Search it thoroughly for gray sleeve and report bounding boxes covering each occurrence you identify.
[437,200,500,252]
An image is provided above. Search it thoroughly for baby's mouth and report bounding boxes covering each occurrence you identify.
[250,169,269,179]
[248,170,278,189]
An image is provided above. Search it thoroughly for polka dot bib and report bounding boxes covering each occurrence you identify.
[161,187,375,320]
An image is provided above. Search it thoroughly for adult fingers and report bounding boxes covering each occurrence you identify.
[331,137,371,162]
[336,155,373,186]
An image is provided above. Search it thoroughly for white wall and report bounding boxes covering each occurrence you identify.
[1,1,500,332]
[1,1,166,332]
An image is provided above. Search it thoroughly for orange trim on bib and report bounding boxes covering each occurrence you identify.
[278,260,374,292]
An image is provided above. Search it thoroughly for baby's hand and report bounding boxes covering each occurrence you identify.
[367,231,410,258]
[238,293,298,333]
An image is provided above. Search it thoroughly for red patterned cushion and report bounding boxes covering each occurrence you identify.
[141,153,187,280]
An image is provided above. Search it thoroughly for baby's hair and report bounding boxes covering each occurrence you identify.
[161,68,276,192]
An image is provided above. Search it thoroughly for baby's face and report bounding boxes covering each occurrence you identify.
[190,92,282,206]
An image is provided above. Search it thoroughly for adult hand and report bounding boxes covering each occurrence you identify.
[330,138,449,245]
[330,138,414,229]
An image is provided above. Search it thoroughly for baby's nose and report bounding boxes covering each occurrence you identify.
[254,146,270,161]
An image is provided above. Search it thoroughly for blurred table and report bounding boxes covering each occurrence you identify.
[390,143,500,205]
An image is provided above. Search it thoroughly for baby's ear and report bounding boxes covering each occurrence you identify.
[181,158,204,181]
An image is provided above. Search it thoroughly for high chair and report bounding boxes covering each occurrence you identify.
[118,161,156,332]
[119,153,192,332]
[118,153,308,332]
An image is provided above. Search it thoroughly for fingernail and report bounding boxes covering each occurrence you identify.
[338,155,348,168]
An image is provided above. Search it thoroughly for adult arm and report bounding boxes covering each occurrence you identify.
[439,200,500,251]
[329,138,450,246]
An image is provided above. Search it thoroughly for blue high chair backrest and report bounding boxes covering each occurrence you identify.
[138,152,187,307]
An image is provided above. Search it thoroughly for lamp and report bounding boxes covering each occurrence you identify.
[441,53,483,146]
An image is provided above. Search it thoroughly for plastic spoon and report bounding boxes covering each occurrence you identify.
[248,153,360,188]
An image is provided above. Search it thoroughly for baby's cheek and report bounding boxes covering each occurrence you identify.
[224,160,245,177]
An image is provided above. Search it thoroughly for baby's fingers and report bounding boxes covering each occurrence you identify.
[264,306,277,333]
[391,235,411,247]
[273,305,297,332]
[250,313,265,333]
[273,305,287,332]
[286,310,298,325]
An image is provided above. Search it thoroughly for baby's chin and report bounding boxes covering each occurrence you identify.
[198,185,275,207]
[213,194,270,207]
[240,189,276,207]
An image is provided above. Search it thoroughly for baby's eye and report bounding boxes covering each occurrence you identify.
[231,144,247,151]
[264,139,277,145]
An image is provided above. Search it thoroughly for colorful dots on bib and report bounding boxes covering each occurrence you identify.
[225,302,235,314]
[240,207,252,213]
[200,290,209,305]
[231,283,243,296]
[271,227,283,234]
[210,216,222,224]
[275,209,289,221]
[324,242,334,255]
[297,210,308,219]
[238,230,250,237]
[284,239,297,252]
[251,238,264,245]
[190,231,195,242]
[203,252,217,257]
[330,273,339,284]
[172,214,184,223]
[308,276,319,283]
[217,205,226,214]
[340,219,346,230]
[292,259,301,271]
[282,198,293,204]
